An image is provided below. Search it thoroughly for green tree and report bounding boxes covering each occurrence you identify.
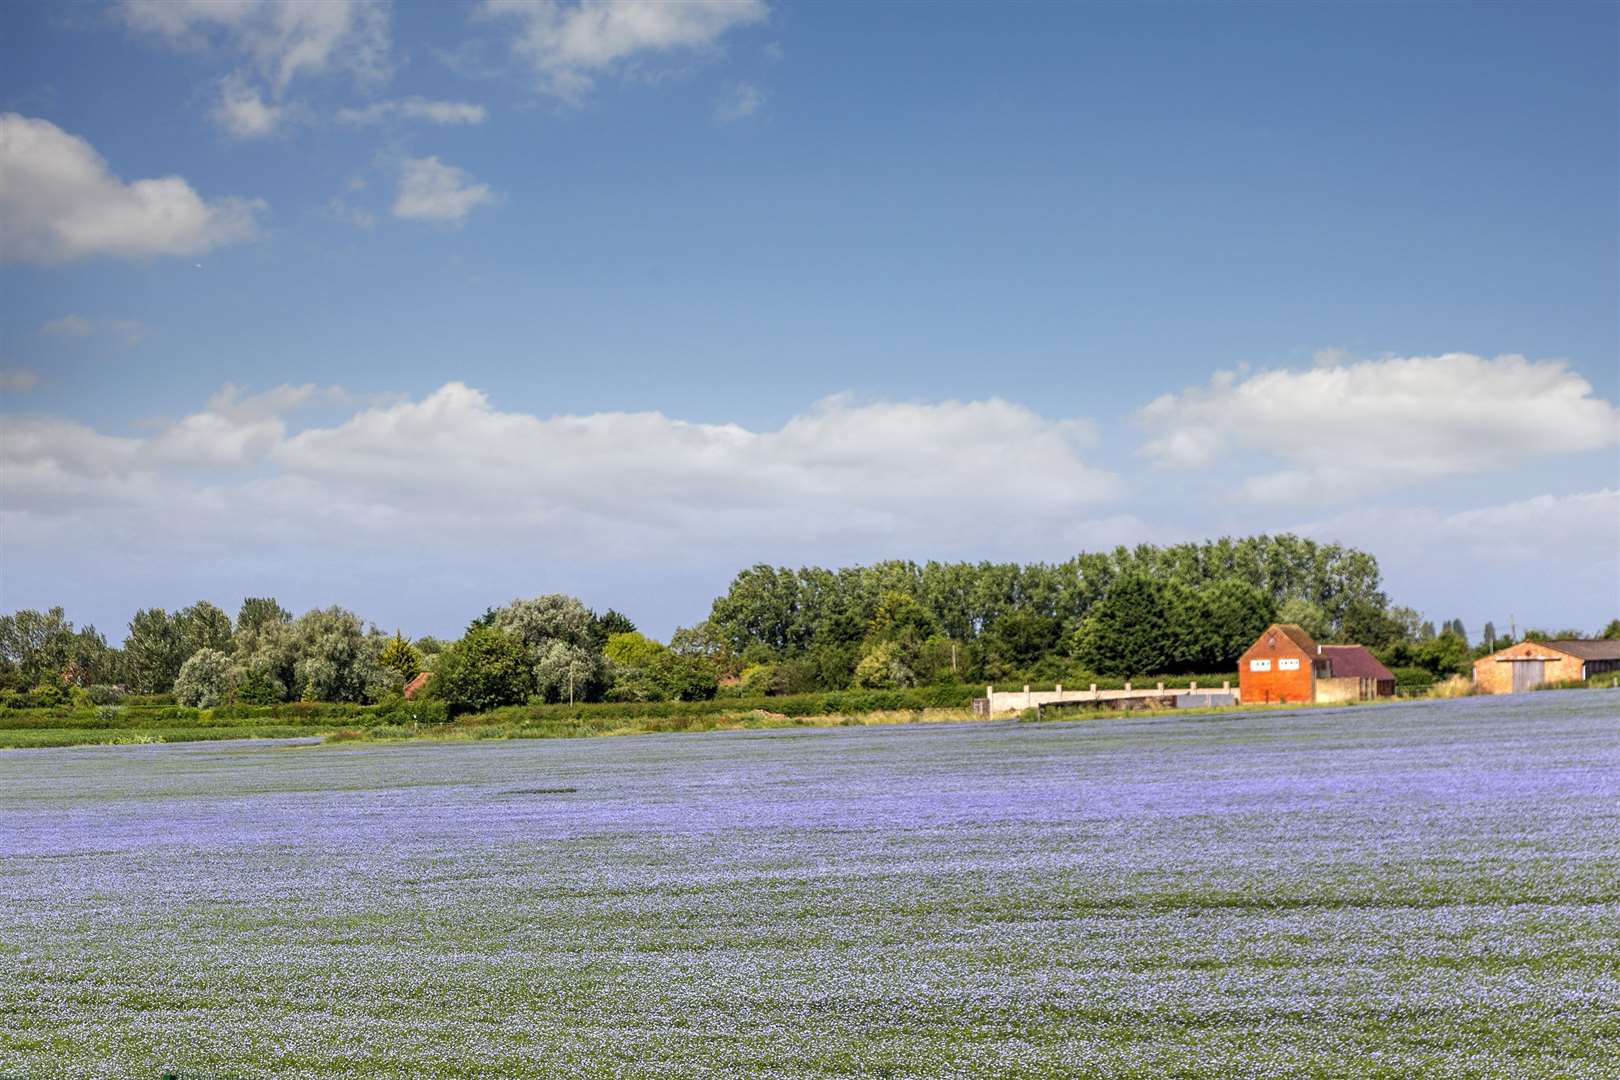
[1275,597,1330,642]
[228,606,389,703]
[1199,578,1276,669]
[236,598,291,638]
[177,601,233,656]
[379,632,421,683]
[853,640,915,689]
[289,607,392,703]
[533,640,602,704]
[432,628,534,712]
[492,595,607,701]
[0,607,76,686]
[983,611,1061,670]
[653,652,719,701]
[174,648,236,708]
[603,631,667,670]
[589,609,637,648]
[1071,576,1172,677]
[1601,619,1620,641]
[123,608,186,694]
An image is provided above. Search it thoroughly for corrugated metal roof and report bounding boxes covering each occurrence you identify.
[1543,639,1620,661]
[1320,644,1395,681]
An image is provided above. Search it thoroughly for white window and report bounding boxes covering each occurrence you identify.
[1279,657,1300,671]
[1249,659,1271,672]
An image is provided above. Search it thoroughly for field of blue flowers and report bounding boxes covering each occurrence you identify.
[2,691,1617,1078]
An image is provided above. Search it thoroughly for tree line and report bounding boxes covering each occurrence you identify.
[4,534,1616,711]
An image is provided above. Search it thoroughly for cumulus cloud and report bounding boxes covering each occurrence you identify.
[212,75,285,138]
[392,157,498,225]
[0,369,40,394]
[714,82,764,122]
[122,0,391,95]
[0,114,264,264]
[479,0,768,100]
[336,98,488,126]
[123,0,389,139]
[0,383,1119,560]
[1297,489,1620,629]
[1137,352,1620,501]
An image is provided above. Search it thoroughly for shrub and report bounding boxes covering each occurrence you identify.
[83,684,125,706]
[174,648,236,708]
[1391,666,1436,694]
[372,699,449,727]
[28,683,68,708]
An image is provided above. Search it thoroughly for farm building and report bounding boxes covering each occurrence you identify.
[1240,624,1322,704]
[1472,639,1620,694]
[1316,645,1397,702]
[1238,624,1396,704]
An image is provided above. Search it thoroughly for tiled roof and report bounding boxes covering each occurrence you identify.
[1273,623,1319,654]
[402,671,432,699]
[1320,644,1395,682]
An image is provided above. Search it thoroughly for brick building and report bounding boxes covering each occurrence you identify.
[1472,639,1620,694]
[1239,623,1324,704]
[1238,624,1397,704]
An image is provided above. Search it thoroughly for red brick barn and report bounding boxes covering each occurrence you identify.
[1239,623,1323,704]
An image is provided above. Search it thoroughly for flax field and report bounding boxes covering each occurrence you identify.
[2,692,1617,1078]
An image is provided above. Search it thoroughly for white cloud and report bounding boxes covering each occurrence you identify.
[122,0,391,95]
[1297,490,1620,631]
[0,113,265,264]
[39,315,94,338]
[213,74,285,138]
[714,81,764,122]
[336,98,488,126]
[1137,352,1620,501]
[0,369,39,394]
[478,0,768,100]
[392,157,498,225]
[0,383,1119,560]
[38,315,151,346]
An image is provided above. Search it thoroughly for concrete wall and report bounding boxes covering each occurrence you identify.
[1473,642,1587,694]
[981,682,1232,715]
[1315,676,1373,704]
[1176,692,1238,709]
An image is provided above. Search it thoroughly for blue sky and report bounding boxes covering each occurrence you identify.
[2,1,1617,642]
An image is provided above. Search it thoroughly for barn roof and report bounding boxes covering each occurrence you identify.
[1273,623,1319,654]
[1543,639,1620,661]
[1320,644,1395,682]
[402,671,432,699]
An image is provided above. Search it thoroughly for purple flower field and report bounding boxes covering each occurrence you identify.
[3,692,1618,1078]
